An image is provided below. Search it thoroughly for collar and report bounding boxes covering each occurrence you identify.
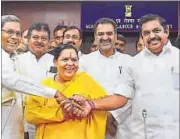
[29,51,47,60]
[97,49,119,59]
[10,50,19,60]
[144,40,172,56]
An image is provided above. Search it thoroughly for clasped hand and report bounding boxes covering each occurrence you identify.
[58,94,92,120]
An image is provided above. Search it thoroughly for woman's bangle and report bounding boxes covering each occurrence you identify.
[87,100,95,111]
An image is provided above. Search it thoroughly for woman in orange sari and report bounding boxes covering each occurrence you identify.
[25,44,107,139]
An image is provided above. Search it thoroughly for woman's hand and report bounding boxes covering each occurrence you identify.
[70,94,87,105]
[60,98,84,120]
[71,94,94,118]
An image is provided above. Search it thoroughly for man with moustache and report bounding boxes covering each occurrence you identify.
[62,26,83,56]
[14,23,55,139]
[79,18,132,139]
[1,15,77,139]
[53,24,67,46]
[71,14,179,139]
[115,14,179,139]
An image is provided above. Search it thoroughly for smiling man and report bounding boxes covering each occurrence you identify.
[1,16,21,54]
[1,15,66,139]
[63,26,83,56]
[72,14,179,139]
[14,23,55,139]
[79,18,132,139]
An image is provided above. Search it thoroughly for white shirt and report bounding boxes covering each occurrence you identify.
[1,48,56,98]
[79,50,132,139]
[14,51,54,82]
[115,41,179,139]
[14,51,55,139]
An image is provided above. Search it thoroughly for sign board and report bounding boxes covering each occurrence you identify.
[81,1,178,32]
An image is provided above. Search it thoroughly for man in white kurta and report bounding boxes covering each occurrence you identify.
[1,15,57,139]
[79,50,132,139]
[115,41,179,139]
[14,22,55,139]
[114,14,179,139]
[79,18,132,139]
[14,51,54,139]
[73,14,179,139]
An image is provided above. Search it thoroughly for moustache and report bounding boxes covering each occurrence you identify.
[100,38,111,43]
[116,48,121,52]
[147,35,161,44]
[35,42,44,47]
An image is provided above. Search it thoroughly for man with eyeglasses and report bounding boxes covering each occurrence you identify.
[63,26,83,56]
[115,34,126,53]
[1,15,72,139]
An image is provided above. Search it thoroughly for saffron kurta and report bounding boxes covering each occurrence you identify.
[25,72,107,139]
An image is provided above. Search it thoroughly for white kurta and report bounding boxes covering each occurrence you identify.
[14,51,54,139]
[1,49,56,139]
[1,48,56,98]
[79,50,132,139]
[14,51,54,82]
[115,41,179,139]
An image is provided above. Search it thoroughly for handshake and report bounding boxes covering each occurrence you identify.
[55,92,118,137]
[55,94,95,120]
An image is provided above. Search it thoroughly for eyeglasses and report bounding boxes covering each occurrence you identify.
[64,34,80,40]
[2,29,21,37]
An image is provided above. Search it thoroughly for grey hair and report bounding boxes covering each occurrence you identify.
[1,15,21,28]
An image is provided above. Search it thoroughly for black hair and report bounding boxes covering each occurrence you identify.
[53,44,79,61]
[63,26,82,40]
[94,17,117,34]
[117,34,126,44]
[139,14,168,35]
[53,24,67,36]
[27,23,51,40]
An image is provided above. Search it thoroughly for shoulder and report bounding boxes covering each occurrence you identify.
[43,53,54,60]
[80,51,99,61]
[45,53,54,58]
[170,45,179,54]
[2,49,9,58]
[40,53,54,65]
[76,72,95,82]
[118,53,133,61]
[41,77,54,86]
[15,52,31,63]
[17,52,30,59]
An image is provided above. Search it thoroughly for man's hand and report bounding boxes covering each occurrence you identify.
[70,94,93,118]
[60,98,85,120]
[70,94,87,105]
[106,112,118,137]
[54,91,66,104]
[56,93,93,119]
